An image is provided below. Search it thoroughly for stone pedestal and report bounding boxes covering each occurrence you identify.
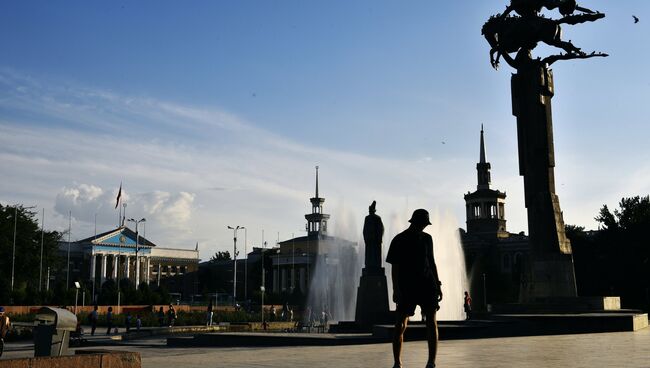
[354,267,390,328]
[511,58,577,300]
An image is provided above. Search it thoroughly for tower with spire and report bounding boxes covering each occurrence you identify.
[305,165,330,238]
[464,126,508,238]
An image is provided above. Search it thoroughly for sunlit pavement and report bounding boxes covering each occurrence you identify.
[2,329,649,367]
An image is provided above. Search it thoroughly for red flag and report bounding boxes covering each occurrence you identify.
[115,182,122,209]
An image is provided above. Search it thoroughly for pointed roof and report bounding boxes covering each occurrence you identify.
[315,165,320,198]
[479,124,487,164]
[77,226,157,247]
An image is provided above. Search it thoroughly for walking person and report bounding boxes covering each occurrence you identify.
[105,307,114,335]
[386,209,443,368]
[125,312,132,333]
[0,307,11,358]
[463,291,473,320]
[136,315,142,332]
[207,299,214,326]
[89,305,98,336]
[157,306,165,327]
[167,304,177,327]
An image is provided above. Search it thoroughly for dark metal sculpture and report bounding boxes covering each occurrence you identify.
[483,1,607,69]
[483,2,607,300]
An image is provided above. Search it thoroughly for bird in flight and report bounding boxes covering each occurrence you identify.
[633,15,640,24]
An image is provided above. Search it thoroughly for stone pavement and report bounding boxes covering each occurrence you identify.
[2,329,648,367]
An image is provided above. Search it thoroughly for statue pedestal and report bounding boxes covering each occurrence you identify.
[354,267,390,328]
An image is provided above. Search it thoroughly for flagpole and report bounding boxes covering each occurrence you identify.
[67,210,71,290]
[39,208,44,292]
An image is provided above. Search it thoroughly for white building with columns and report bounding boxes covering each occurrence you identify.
[59,226,199,291]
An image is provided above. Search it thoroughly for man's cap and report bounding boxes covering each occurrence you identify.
[0,306,5,313]
[409,209,432,225]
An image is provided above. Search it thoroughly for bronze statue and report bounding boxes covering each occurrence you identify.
[483,1,607,70]
[482,2,607,300]
[363,200,384,270]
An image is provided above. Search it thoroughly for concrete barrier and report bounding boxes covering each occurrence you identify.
[0,351,140,368]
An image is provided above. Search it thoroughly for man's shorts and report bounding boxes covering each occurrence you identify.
[396,298,439,317]
[396,283,440,317]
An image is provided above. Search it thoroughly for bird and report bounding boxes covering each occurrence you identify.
[633,15,640,23]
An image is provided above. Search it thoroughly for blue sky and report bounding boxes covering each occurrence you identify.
[1,1,649,259]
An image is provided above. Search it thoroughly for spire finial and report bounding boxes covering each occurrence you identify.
[479,125,487,164]
[315,165,319,198]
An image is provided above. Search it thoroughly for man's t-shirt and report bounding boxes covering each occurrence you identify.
[386,228,439,298]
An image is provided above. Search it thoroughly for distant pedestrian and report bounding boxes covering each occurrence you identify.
[106,307,114,335]
[464,291,472,320]
[136,315,142,332]
[289,308,294,322]
[89,305,98,336]
[157,306,165,327]
[207,299,214,326]
[282,302,289,321]
[0,306,11,358]
[125,312,132,333]
[167,305,177,327]
[270,305,276,322]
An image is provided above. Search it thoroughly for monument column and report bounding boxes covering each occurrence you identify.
[511,58,577,300]
[125,256,130,280]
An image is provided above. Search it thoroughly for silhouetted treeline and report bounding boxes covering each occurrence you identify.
[568,195,650,311]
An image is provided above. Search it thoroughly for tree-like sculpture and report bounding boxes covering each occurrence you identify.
[482,1,607,301]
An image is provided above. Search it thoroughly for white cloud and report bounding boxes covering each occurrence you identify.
[1,69,648,260]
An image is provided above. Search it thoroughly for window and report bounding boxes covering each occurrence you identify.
[502,253,511,272]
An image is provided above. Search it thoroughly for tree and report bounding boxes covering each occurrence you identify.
[572,195,650,311]
[210,251,231,262]
[0,204,64,304]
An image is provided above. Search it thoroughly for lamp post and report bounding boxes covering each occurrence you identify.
[227,225,244,304]
[261,237,267,323]
[244,228,248,301]
[74,281,81,315]
[291,233,295,293]
[276,249,281,293]
[127,218,146,287]
[11,206,17,291]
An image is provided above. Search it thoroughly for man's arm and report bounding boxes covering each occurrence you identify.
[391,264,401,303]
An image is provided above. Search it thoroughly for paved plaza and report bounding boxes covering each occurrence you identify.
[2,329,649,367]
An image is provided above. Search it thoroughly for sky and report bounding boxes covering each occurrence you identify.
[1,1,649,261]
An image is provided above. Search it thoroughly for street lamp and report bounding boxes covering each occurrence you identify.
[127,218,146,287]
[262,239,267,323]
[74,281,81,315]
[276,249,281,293]
[227,225,244,304]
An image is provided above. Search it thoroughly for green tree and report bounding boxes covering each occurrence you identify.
[210,251,231,262]
[0,204,64,304]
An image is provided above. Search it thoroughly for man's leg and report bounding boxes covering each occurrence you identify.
[392,312,409,368]
[423,307,438,367]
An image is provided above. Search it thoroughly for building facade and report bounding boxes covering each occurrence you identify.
[461,127,531,307]
[58,226,199,296]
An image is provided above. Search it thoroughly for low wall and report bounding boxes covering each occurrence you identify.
[0,351,140,368]
[1,305,237,316]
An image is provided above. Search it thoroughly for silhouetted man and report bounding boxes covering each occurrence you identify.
[386,209,442,368]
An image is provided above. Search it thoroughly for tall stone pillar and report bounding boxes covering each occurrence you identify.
[100,254,107,285]
[511,59,577,300]
[90,253,96,281]
[145,257,151,284]
[112,255,119,279]
[157,262,161,287]
[125,256,130,279]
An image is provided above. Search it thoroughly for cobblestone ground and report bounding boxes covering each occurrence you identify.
[2,329,649,367]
